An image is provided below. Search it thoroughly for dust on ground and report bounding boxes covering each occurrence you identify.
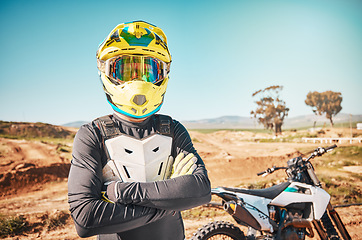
[0,127,361,239]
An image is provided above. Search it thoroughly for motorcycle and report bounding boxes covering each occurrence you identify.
[191,145,351,240]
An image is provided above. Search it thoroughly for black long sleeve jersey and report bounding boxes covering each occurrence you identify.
[67,114,211,239]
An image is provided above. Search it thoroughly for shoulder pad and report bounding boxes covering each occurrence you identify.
[93,115,121,140]
[154,114,173,138]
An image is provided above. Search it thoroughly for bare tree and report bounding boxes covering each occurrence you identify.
[305,91,342,127]
[250,85,289,135]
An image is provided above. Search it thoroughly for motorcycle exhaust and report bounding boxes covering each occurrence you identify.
[223,201,262,230]
[223,201,236,215]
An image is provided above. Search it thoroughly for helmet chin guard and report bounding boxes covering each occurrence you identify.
[100,72,168,118]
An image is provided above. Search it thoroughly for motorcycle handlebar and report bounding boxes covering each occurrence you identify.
[257,166,287,176]
[257,170,267,176]
[257,145,337,177]
[307,144,338,160]
[257,166,274,176]
[325,144,337,151]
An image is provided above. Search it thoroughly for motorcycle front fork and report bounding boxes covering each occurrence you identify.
[313,203,351,240]
[327,203,351,240]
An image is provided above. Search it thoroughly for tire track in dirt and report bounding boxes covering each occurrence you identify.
[0,138,71,197]
[5,139,62,164]
[189,131,305,187]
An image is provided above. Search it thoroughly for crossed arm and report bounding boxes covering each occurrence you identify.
[68,122,211,237]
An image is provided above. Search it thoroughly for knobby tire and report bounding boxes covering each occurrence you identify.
[191,221,245,240]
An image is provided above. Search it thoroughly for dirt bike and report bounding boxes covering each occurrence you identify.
[191,145,351,240]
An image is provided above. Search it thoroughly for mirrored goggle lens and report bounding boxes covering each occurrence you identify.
[107,56,167,84]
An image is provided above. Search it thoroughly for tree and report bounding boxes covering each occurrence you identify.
[305,91,342,127]
[250,85,289,135]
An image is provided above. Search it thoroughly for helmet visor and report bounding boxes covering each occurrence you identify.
[99,55,169,84]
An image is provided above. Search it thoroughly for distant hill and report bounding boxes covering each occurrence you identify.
[61,113,362,130]
[283,113,362,129]
[181,113,362,129]
[62,113,362,129]
[181,116,259,129]
[62,121,88,128]
[1,113,361,139]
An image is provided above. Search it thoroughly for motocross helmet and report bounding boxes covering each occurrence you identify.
[96,21,171,119]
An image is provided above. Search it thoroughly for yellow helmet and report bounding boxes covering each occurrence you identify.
[96,21,172,119]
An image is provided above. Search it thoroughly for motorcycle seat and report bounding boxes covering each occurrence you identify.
[222,182,291,199]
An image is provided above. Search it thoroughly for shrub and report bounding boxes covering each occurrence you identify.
[44,211,70,231]
[0,215,27,237]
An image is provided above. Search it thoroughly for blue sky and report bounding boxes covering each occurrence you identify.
[0,0,361,125]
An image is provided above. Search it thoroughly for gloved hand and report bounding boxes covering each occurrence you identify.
[170,153,198,179]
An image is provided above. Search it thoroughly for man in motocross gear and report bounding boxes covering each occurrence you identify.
[67,21,211,240]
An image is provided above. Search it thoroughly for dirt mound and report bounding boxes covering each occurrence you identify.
[0,121,76,139]
[0,138,71,197]
[0,163,70,197]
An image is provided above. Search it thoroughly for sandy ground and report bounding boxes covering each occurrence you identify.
[0,128,361,239]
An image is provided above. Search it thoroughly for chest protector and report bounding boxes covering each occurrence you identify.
[94,115,173,183]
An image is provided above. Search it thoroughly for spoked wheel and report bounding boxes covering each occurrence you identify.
[191,221,245,240]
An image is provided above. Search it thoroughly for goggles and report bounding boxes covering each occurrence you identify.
[97,55,170,84]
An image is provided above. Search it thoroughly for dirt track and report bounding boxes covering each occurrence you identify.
[191,130,308,186]
[0,128,361,239]
[0,138,70,197]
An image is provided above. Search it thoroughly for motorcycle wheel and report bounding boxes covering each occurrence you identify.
[191,221,245,240]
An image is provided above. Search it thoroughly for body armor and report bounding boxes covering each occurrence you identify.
[94,114,173,183]
[102,134,172,182]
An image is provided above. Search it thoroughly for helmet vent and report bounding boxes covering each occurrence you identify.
[109,77,120,86]
[142,108,147,114]
[108,49,119,54]
[121,48,136,51]
[131,108,137,113]
[109,30,120,44]
[133,95,146,106]
[142,48,155,53]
